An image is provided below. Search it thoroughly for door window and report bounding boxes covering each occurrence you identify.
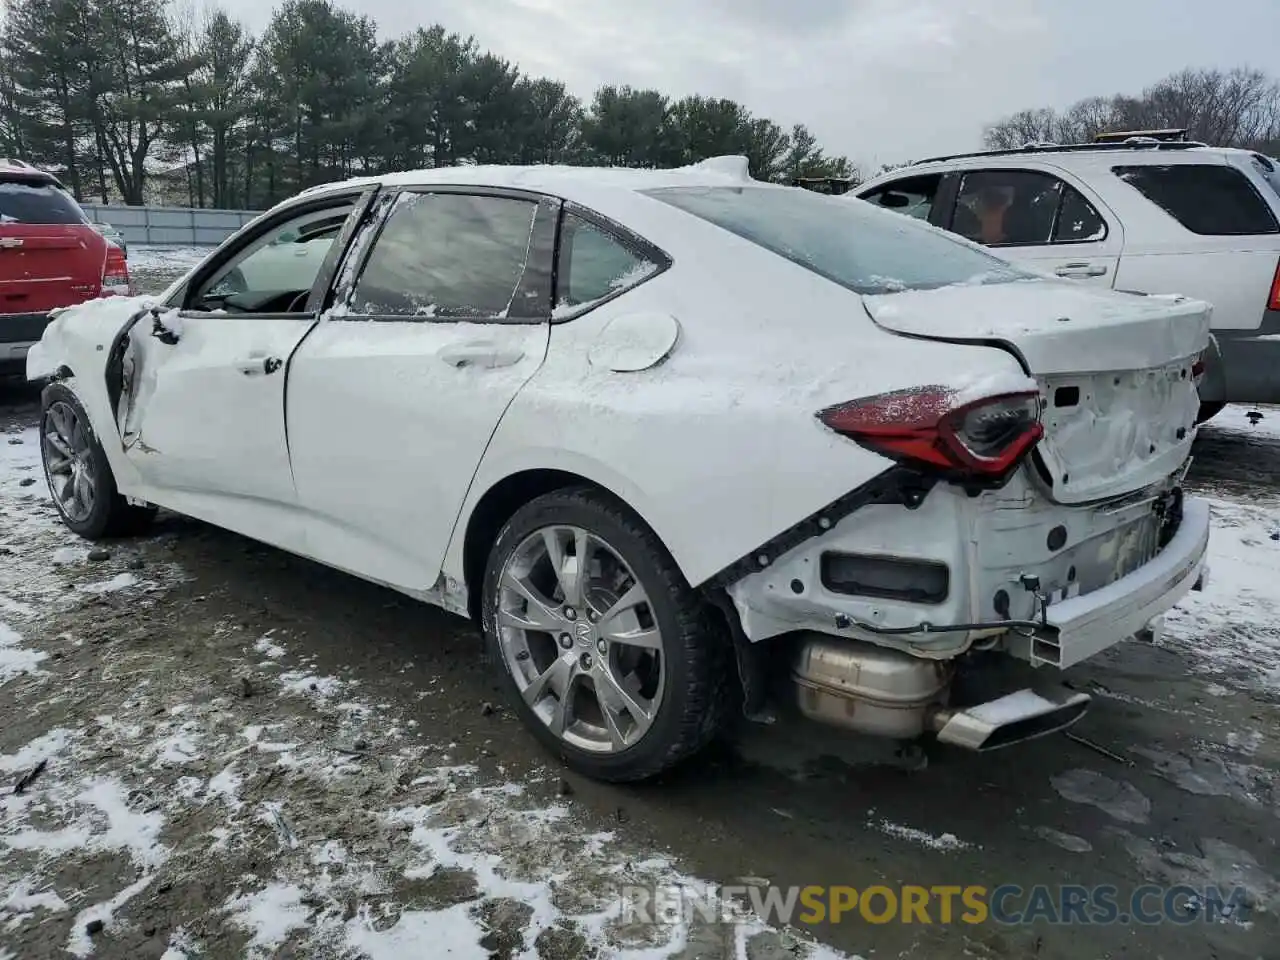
[554,213,661,317]
[349,192,548,320]
[951,170,1107,247]
[858,174,942,222]
[192,202,356,312]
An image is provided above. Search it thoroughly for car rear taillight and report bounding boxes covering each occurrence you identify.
[818,386,1044,480]
[1268,257,1280,312]
[101,246,131,297]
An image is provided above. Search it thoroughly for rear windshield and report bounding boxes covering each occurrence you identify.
[1112,163,1279,236]
[0,179,88,225]
[641,185,1031,295]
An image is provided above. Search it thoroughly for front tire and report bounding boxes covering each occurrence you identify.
[1197,401,1226,424]
[40,381,156,539]
[481,487,731,782]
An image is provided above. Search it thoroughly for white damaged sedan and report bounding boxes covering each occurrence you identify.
[27,157,1211,781]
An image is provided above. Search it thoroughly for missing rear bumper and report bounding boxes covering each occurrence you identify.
[1028,496,1210,668]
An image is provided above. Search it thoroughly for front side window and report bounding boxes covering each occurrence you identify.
[195,203,354,310]
[951,170,1106,247]
[859,174,942,222]
[644,185,1031,296]
[554,213,660,317]
[1113,163,1280,236]
[350,192,546,319]
[0,179,88,225]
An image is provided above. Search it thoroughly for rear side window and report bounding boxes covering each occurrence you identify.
[554,212,660,317]
[645,185,1031,296]
[349,192,548,319]
[1113,164,1279,236]
[0,179,88,225]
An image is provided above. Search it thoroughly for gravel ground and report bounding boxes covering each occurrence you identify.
[1,262,1279,959]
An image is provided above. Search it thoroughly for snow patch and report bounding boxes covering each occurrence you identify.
[872,819,971,851]
[78,572,139,594]
[224,883,312,957]
[253,633,286,659]
[278,671,344,699]
[0,621,46,684]
[52,546,85,565]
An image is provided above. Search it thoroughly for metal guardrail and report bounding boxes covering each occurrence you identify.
[80,204,263,247]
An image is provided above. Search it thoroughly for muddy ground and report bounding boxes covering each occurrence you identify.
[2,264,1279,960]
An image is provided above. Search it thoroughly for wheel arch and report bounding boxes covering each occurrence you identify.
[459,467,664,623]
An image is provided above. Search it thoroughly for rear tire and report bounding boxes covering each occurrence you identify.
[480,487,731,782]
[39,381,157,540]
[1196,401,1226,424]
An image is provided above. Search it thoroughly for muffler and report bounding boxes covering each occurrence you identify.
[792,634,953,739]
[792,633,1090,749]
[928,688,1091,752]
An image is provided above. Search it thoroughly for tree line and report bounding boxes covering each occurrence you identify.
[984,66,1280,154]
[0,0,857,209]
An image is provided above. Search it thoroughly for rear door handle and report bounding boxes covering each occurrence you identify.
[1054,262,1108,279]
[438,342,524,369]
[234,355,282,376]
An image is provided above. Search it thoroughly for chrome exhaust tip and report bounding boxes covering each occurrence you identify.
[929,688,1091,752]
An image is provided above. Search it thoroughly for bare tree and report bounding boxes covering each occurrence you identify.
[984,66,1280,153]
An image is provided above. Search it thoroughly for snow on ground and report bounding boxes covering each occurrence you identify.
[0,419,847,957]
[1164,406,1280,692]
[2,392,1278,958]
[125,246,210,275]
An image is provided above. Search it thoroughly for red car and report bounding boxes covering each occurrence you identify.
[1,160,130,376]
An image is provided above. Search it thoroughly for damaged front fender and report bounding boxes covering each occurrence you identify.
[24,295,164,494]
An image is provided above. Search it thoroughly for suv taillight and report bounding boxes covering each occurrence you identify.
[817,386,1044,481]
[101,246,130,297]
[1269,257,1280,312]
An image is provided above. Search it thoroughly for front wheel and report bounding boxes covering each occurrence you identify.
[40,381,157,539]
[481,488,731,782]
[1196,401,1226,424]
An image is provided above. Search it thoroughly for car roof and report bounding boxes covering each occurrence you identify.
[295,156,776,204]
[0,158,61,185]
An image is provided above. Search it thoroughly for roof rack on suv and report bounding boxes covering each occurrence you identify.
[912,136,1209,167]
[1092,128,1190,143]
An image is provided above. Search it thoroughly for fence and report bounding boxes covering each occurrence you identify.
[80,204,264,248]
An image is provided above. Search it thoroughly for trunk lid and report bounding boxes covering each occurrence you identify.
[0,225,105,313]
[863,279,1210,504]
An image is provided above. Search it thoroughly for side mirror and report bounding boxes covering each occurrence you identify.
[879,192,912,209]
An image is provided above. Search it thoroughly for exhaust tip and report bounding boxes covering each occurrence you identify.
[933,688,1091,752]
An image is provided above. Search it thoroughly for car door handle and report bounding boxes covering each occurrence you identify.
[437,342,524,369]
[1054,262,1108,278]
[234,355,283,376]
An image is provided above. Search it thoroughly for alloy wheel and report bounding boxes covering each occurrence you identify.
[495,525,666,754]
[42,400,97,524]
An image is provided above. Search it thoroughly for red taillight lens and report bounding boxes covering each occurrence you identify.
[818,386,1044,480]
[101,246,131,297]
[1191,357,1206,380]
[1268,257,1280,312]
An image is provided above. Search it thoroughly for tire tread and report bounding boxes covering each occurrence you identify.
[482,485,732,783]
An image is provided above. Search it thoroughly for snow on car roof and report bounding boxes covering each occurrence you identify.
[297,155,773,202]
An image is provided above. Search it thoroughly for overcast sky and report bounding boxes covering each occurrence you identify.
[220,0,1277,170]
